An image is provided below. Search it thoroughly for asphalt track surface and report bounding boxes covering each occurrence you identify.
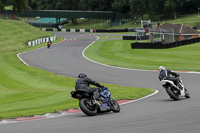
[1,32,200,133]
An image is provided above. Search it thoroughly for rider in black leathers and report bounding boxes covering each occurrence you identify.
[75,73,103,100]
[158,66,180,87]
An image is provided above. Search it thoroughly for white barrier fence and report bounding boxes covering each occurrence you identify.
[27,36,56,46]
[42,28,94,33]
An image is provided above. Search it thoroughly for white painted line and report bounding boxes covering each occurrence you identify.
[119,90,159,105]
[17,53,30,66]
[17,40,61,66]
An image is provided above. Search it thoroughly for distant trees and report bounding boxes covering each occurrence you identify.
[0,0,28,18]
[0,0,7,10]
[10,0,28,13]
[1,0,200,20]
[29,0,114,11]
[129,0,200,20]
[112,0,130,13]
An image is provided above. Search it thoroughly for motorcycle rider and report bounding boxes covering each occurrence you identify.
[158,66,181,88]
[75,73,103,103]
[46,40,52,48]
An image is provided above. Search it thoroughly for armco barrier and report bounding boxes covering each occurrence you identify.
[42,28,134,33]
[123,35,149,40]
[27,36,56,46]
[96,29,128,32]
[43,28,94,32]
[131,37,200,49]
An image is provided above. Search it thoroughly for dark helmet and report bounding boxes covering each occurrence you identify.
[78,73,87,78]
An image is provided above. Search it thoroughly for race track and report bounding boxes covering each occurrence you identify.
[1,32,200,133]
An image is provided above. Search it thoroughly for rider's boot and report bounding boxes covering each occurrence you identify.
[176,82,182,89]
[184,88,189,95]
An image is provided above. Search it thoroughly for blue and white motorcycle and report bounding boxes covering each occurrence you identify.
[71,86,120,116]
[160,76,190,101]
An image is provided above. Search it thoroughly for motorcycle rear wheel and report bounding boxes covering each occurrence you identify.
[166,86,180,101]
[110,98,120,112]
[79,98,97,116]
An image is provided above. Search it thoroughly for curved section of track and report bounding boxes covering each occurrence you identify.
[1,32,200,133]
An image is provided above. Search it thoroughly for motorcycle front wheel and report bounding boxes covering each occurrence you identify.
[110,98,120,112]
[166,86,180,101]
[79,98,97,116]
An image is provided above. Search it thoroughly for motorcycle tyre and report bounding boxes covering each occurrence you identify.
[110,98,120,113]
[166,86,180,101]
[79,98,97,116]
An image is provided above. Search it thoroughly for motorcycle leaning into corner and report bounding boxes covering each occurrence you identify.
[71,86,120,116]
[160,75,190,101]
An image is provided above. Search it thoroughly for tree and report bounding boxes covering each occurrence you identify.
[112,0,130,13]
[163,0,200,19]
[164,0,178,19]
[148,0,165,20]
[177,0,200,14]
[129,0,147,19]
[0,0,7,11]
[28,0,37,10]
[7,0,28,18]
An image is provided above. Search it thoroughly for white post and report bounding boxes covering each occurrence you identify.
[80,29,85,32]
[32,41,35,46]
[71,29,75,32]
[28,42,31,46]
[46,37,49,42]
[61,29,66,32]
[171,28,174,42]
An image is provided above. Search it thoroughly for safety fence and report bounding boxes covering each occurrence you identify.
[26,36,56,46]
[123,35,149,40]
[42,28,136,33]
[42,28,94,32]
[131,37,200,49]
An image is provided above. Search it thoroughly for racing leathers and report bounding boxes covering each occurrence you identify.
[158,69,180,87]
[75,73,102,100]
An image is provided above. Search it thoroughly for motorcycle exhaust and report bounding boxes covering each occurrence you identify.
[93,100,101,107]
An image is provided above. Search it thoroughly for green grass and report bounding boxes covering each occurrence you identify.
[84,39,200,72]
[160,14,200,26]
[0,18,154,120]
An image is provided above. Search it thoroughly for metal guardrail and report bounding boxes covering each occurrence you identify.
[26,36,56,46]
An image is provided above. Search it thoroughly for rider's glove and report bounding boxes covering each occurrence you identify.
[101,85,106,90]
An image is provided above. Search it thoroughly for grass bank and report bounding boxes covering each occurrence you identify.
[0,19,154,120]
[85,39,200,72]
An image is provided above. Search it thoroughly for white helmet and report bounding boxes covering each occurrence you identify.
[158,66,165,72]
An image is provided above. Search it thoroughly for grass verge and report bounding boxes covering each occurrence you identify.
[84,39,200,72]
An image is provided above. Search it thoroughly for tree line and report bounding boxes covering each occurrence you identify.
[1,0,200,20]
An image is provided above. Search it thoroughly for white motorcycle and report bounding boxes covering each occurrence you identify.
[160,76,190,100]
